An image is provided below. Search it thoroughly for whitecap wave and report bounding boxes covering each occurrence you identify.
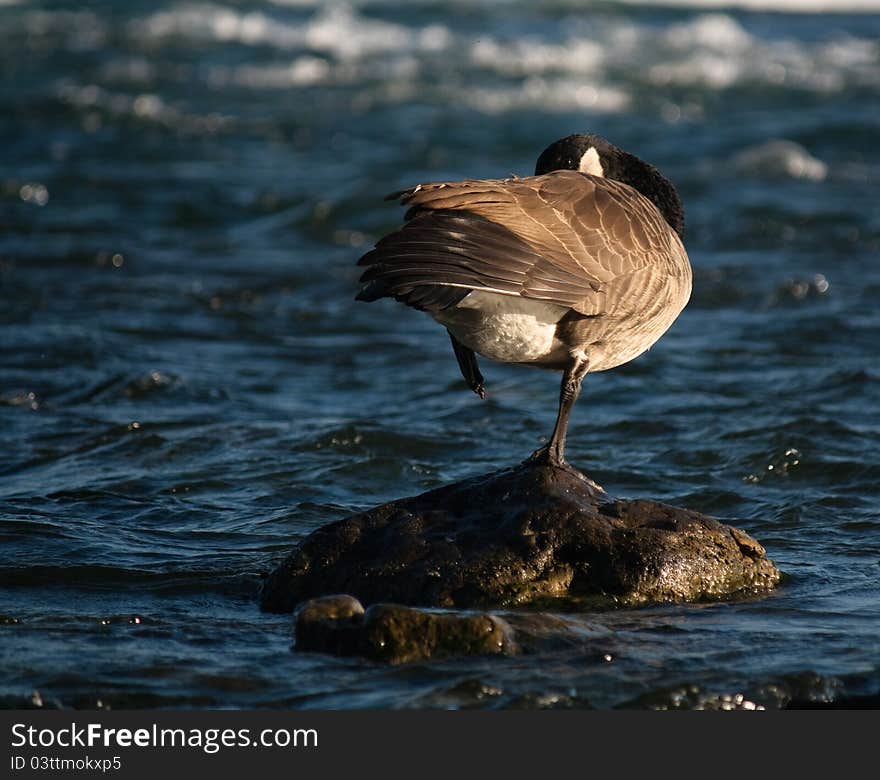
[470,38,605,77]
[60,3,877,117]
[222,56,333,89]
[615,0,880,12]
[468,12,878,96]
[460,79,631,115]
[643,13,878,91]
[55,82,234,134]
[137,3,448,61]
[732,140,828,181]
[263,0,880,11]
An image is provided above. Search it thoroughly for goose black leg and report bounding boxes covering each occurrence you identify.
[530,355,590,466]
[448,331,486,399]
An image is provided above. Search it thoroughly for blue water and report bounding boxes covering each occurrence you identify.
[1,0,879,709]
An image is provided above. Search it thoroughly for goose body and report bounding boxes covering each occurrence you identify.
[435,292,569,366]
[356,134,692,465]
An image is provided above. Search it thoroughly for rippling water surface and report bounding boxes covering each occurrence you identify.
[2,0,879,709]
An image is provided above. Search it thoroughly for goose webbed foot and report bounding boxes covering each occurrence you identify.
[448,331,486,399]
[527,443,567,467]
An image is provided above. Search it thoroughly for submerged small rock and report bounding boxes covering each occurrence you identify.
[293,595,516,665]
[260,460,780,613]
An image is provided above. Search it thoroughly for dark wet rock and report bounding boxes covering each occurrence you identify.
[261,460,780,613]
[293,596,516,664]
[292,594,366,657]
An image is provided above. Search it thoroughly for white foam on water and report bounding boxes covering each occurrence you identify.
[137,3,446,61]
[44,2,873,116]
[664,13,753,52]
[460,79,631,114]
[647,15,756,88]
[17,9,109,49]
[208,54,423,91]
[265,0,322,6]
[227,56,332,89]
[138,4,302,49]
[614,0,880,12]
[253,0,880,10]
[55,82,234,134]
[471,38,605,76]
[467,12,878,99]
[626,13,878,92]
[732,140,829,180]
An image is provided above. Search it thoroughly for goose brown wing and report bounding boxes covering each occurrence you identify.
[356,170,681,316]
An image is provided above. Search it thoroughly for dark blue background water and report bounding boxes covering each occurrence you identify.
[2,0,879,709]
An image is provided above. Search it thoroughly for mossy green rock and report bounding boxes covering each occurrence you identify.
[261,460,780,612]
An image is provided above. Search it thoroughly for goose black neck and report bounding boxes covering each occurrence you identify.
[606,151,685,238]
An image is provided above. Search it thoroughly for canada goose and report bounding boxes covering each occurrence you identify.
[356,134,691,466]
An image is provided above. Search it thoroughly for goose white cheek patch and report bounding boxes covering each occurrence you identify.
[578,147,604,177]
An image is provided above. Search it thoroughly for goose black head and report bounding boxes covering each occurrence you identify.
[534,133,685,238]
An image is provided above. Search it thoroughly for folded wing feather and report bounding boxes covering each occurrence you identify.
[356,170,677,316]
